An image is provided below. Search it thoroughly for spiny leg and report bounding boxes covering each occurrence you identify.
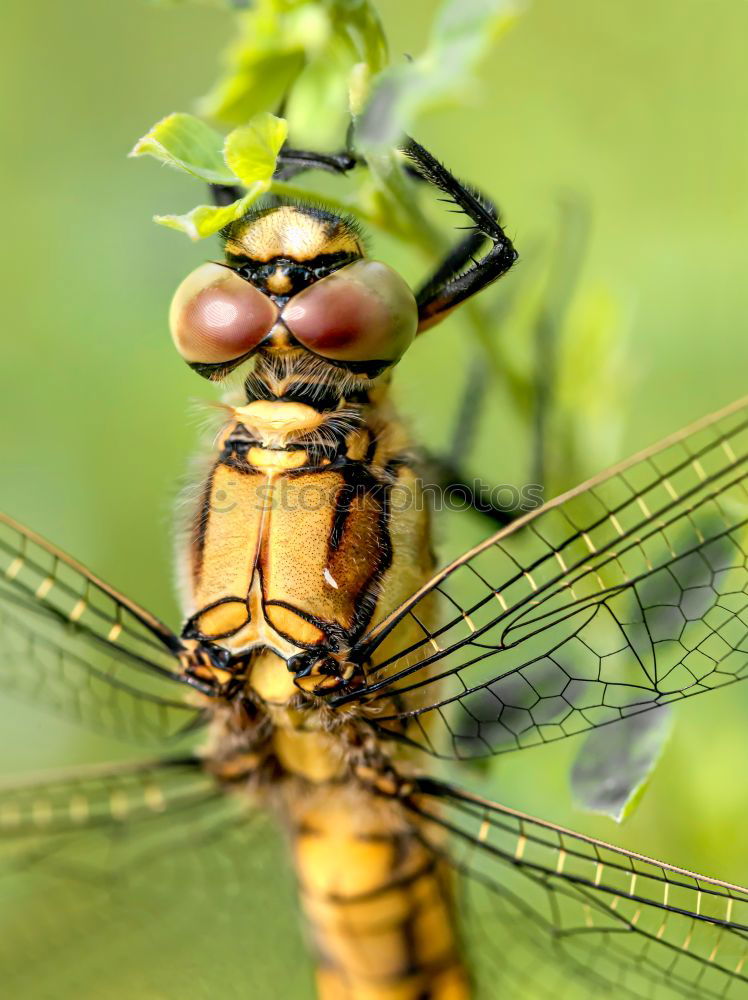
[400,136,518,331]
[399,138,523,523]
[409,157,591,522]
[427,200,590,526]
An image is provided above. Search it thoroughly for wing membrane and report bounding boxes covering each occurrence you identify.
[0,756,271,997]
[342,398,748,758]
[409,778,748,999]
[0,513,200,742]
[0,755,216,843]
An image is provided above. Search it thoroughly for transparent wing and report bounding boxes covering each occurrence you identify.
[0,513,201,743]
[0,756,299,999]
[340,397,748,759]
[0,755,226,970]
[409,778,748,999]
[0,755,218,845]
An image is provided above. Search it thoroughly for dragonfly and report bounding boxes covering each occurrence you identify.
[1,136,748,1000]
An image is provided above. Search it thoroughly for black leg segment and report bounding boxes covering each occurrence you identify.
[209,145,360,206]
[272,147,358,181]
[401,136,518,330]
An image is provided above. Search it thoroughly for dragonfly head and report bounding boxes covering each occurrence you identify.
[169,202,418,385]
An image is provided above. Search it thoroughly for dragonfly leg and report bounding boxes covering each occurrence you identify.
[209,145,359,206]
[177,637,238,696]
[272,146,358,180]
[423,456,521,528]
[423,358,544,528]
[287,649,365,696]
[401,135,518,332]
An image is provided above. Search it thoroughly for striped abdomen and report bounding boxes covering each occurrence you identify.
[288,782,470,1000]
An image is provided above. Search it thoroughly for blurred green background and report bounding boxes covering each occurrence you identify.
[1,1,747,997]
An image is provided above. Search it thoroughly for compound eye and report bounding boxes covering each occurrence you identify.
[169,262,278,364]
[281,260,417,366]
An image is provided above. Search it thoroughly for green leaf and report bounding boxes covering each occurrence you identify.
[285,41,354,149]
[358,0,520,149]
[140,113,287,241]
[198,1,386,136]
[129,113,235,185]
[154,184,269,241]
[224,113,288,186]
[334,0,388,73]
[200,51,306,126]
[198,3,329,125]
[571,707,673,823]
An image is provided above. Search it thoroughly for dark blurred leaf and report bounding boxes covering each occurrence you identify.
[451,659,571,759]
[570,507,738,821]
[571,706,672,822]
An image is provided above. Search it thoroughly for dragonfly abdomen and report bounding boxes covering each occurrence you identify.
[287,779,470,1000]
